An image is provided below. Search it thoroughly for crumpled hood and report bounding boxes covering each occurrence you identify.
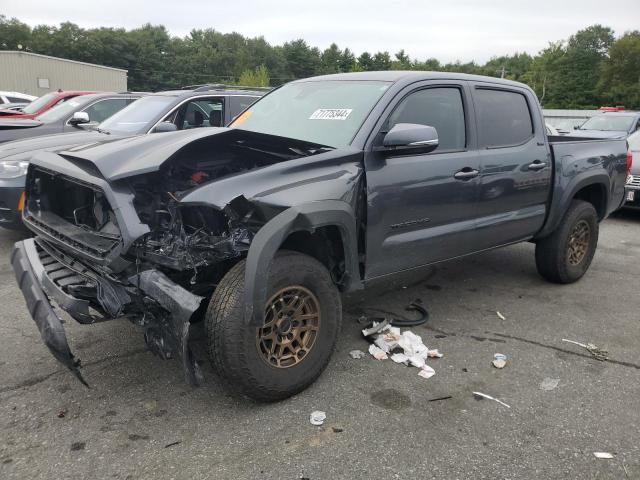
[0,118,43,130]
[570,129,628,139]
[52,128,331,181]
[0,130,111,160]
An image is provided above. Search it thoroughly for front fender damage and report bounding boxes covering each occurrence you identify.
[243,200,363,326]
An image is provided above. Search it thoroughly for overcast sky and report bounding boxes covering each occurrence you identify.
[4,0,639,63]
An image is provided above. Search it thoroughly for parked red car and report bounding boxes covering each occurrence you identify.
[0,90,96,119]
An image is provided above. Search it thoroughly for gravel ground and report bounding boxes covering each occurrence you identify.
[1,209,639,479]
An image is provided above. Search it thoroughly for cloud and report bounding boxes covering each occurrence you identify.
[4,0,639,62]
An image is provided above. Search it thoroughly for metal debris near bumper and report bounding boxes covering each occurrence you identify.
[128,270,204,386]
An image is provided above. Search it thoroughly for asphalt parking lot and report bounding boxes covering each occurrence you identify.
[1,209,639,480]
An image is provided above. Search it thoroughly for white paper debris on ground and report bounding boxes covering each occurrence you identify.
[309,411,326,426]
[349,350,365,359]
[540,378,560,391]
[368,344,388,360]
[593,452,614,459]
[418,365,436,379]
[473,391,511,408]
[390,353,409,364]
[496,311,506,321]
[361,321,442,378]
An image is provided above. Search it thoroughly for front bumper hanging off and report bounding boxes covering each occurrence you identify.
[11,238,205,386]
[11,239,89,385]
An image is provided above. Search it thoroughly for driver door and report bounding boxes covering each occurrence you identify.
[364,82,481,278]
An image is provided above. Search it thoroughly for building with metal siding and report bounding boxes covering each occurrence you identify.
[0,51,127,96]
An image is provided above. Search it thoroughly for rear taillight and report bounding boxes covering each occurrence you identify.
[627,149,633,176]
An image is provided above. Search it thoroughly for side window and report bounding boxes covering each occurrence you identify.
[229,96,259,121]
[475,89,533,148]
[385,87,466,151]
[7,96,27,103]
[180,98,224,129]
[81,98,129,123]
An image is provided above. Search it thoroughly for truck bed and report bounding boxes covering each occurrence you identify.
[536,134,628,238]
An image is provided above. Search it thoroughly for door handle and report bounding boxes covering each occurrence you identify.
[528,161,547,171]
[454,168,479,180]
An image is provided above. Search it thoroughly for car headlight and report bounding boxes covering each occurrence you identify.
[0,160,29,179]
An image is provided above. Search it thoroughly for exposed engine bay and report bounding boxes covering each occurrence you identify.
[126,136,330,275]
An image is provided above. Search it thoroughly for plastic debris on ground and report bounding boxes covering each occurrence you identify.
[540,378,560,391]
[472,391,511,408]
[362,319,441,378]
[492,353,507,369]
[309,411,327,426]
[562,338,608,361]
[496,311,506,321]
[349,349,365,359]
[361,319,390,337]
[593,452,614,459]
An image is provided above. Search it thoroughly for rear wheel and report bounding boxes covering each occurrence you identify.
[205,250,342,402]
[535,199,599,283]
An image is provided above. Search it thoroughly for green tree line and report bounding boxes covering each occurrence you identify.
[1,16,639,108]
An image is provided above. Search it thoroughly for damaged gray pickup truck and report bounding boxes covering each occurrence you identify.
[12,72,630,401]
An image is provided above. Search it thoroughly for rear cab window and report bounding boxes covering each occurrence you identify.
[474,88,534,148]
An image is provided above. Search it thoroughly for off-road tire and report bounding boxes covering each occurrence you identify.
[205,250,342,402]
[535,199,599,284]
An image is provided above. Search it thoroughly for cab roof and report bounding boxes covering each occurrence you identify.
[293,70,531,89]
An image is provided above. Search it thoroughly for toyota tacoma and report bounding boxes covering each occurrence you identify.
[11,72,630,401]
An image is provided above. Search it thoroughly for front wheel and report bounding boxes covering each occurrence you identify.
[535,199,599,284]
[205,250,342,402]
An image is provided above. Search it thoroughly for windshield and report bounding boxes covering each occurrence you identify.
[99,95,176,134]
[579,115,635,132]
[36,97,89,122]
[230,80,391,147]
[21,92,57,114]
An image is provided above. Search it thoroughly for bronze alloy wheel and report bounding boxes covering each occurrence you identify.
[567,219,591,266]
[257,286,321,368]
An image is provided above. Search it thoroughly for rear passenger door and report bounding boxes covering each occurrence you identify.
[364,82,481,278]
[470,85,551,249]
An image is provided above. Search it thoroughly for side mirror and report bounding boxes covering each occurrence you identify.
[573,125,580,130]
[381,123,439,154]
[153,121,178,133]
[69,111,90,126]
